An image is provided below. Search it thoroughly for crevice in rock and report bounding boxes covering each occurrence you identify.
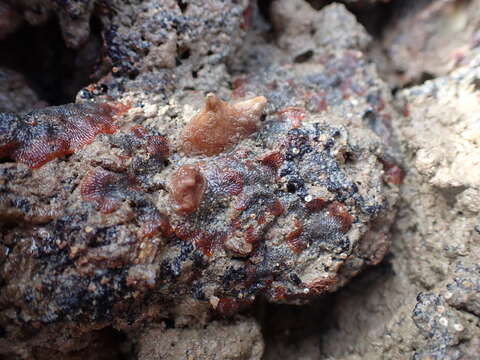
[303,0,397,37]
[392,71,435,94]
[259,256,396,358]
[257,0,275,24]
[0,16,105,106]
[176,0,189,13]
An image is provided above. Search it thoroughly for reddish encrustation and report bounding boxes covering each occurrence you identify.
[130,125,170,158]
[140,211,172,239]
[285,218,305,253]
[305,198,327,212]
[379,157,406,185]
[214,297,250,317]
[306,275,338,295]
[260,151,284,170]
[81,167,130,214]
[0,102,129,169]
[276,107,306,128]
[240,2,252,30]
[327,202,353,232]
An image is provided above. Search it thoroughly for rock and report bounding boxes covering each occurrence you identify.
[305,51,480,360]
[137,318,264,360]
[0,0,403,358]
[270,1,371,60]
[381,0,480,86]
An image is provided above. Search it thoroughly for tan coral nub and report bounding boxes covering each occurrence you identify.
[170,164,206,214]
[180,93,267,156]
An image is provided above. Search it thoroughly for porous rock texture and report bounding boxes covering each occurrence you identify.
[3,0,480,359]
[310,54,480,360]
[0,0,402,358]
[0,67,46,113]
[138,318,264,360]
[0,0,95,48]
[259,2,480,358]
[379,0,480,87]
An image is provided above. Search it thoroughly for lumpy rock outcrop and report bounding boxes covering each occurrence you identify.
[0,1,401,359]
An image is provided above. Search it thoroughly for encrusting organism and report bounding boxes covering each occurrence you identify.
[180,93,267,156]
[0,102,129,168]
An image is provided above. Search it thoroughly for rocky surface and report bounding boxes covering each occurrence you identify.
[379,0,480,87]
[1,0,95,48]
[0,2,22,40]
[138,318,264,360]
[0,67,46,113]
[308,54,480,360]
[1,0,479,359]
[0,1,402,358]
